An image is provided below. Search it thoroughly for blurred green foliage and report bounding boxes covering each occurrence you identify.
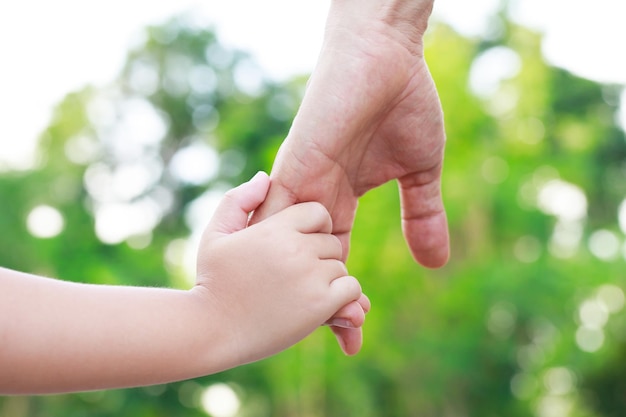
[2,9,626,417]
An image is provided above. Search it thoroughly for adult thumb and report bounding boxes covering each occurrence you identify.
[207,171,270,236]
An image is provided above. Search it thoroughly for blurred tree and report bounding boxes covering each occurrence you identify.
[2,8,626,417]
[0,14,299,417]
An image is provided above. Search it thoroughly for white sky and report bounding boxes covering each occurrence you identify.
[1,0,625,168]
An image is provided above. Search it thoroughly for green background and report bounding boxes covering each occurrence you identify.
[2,8,626,417]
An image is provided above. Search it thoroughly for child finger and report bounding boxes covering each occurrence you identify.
[328,275,362,307]
[277,201,333,234]
[357,293,371,314]
[311,233,343,260]
[206,171,270,235]
[319,259,349,281]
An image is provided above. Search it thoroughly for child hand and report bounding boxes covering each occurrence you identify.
[195,172,364,366]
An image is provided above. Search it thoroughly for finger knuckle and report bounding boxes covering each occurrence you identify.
[343,276,362,299]
[330,234,343,254]
[222,188,240,204]
[305,201,331,223]
[330,259,348,276]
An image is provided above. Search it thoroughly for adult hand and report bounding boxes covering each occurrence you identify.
[253,0,449,355]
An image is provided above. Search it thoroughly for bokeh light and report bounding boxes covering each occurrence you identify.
[536,395,573,417]
[578,299,609,330]
[200,383,240,417]
[486,302,517,338]
[169,141,219,185]
[511,372,538,400]
[94,200,161,245]
[543,367,575,396]
[575,326,604,353]
[513,235,542,263]
[26,205,65,239]
[481,156,510,184]
[537,180,587,222]
[469,47,521,97]
[588,229,620,261]
[128,59,160,96]
[596,284,625,313]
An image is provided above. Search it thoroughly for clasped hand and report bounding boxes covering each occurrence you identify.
[252,0,449,355]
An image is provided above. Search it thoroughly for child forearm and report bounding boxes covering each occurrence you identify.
[0,268,229,394]
[1,173,366,394]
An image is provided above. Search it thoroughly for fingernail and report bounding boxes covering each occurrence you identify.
[326,318,356,329]
[251,171,266,181]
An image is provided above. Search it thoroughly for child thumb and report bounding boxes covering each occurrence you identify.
[207,171,270,235]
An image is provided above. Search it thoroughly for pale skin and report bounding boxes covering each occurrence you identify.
[254,0,449,355]
[0,172,365,394]
[1,0,448,392]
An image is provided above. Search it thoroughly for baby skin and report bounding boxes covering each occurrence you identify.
[0,172,367,394]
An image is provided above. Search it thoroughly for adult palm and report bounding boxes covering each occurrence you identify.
[253,0,449,355]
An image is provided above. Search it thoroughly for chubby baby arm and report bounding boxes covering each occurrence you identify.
[194,172,364,367]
